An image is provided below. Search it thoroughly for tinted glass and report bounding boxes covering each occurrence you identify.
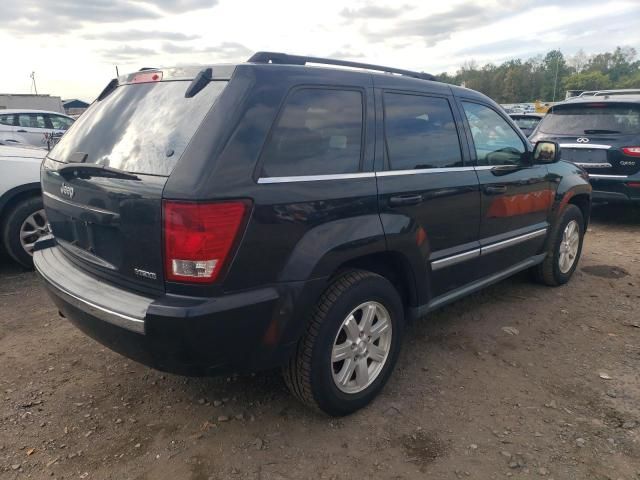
[0,114,13,126]
[384,93,462,170]
[538,103,640,135]
[512,116,541,129]
[260,88,363,177]
[48,114,74,130]
[463,102,525,166]
[18,113,46,129]
[49,80,227,176]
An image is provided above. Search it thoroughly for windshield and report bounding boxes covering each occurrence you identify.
[537,103,640,135]
[512,117,541,129]
[49,80,227,176]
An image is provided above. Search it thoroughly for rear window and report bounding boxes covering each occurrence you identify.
[538,103,640,135]
[49,80,227,176]
[512,116,541,129]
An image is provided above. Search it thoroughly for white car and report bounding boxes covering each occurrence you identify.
[0,109,74,148]
[0,144,48,268]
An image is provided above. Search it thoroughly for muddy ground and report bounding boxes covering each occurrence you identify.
[1,204,639,480]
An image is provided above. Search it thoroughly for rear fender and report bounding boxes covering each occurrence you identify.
[278,214,387,281]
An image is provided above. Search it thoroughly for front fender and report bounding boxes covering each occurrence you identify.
[548,160,592,223]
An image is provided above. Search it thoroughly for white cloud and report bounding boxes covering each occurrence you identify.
[0,0,638,101]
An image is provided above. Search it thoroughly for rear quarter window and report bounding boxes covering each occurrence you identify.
[259,88,364,178]
[0,114,14,126]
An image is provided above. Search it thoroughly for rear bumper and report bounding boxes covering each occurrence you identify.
[589,174,640,203]
[34,242,326,376]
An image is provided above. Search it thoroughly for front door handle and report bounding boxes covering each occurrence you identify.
[16,129,27,133]
[483,185,507,195]
[389,194,424,207]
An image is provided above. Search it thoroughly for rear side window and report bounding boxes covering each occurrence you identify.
[0,114,14,126]
[17,113,47,129]
[538,103,640,135]
[384,93,463,170]
[49,80,227,176]
[260,88,363,178]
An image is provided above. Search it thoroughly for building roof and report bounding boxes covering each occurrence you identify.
[63,99,90,108]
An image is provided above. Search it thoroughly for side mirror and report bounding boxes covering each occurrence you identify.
[533,141,559,164]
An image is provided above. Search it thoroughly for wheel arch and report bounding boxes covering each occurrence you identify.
[568,193,591,229]
[0,183,42,228]
[330,250,421,318]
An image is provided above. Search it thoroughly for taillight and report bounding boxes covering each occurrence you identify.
[163,200,249,284]
[131,71,163,83]
[628,182,640,189]
[622,147,640,157]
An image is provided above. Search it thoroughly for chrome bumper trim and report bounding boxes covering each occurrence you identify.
[589,174,628,179]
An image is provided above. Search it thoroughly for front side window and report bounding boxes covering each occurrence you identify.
[17,113,47,129]
[384,93,463,170]
[463,102,526,166]
[48,114,74,130]
[260,88,363,178]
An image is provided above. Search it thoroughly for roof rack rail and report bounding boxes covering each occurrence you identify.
[247,51,436,81]
[578,88,640,97]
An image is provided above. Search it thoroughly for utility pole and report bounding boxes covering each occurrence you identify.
[552,52,560,102]
[30,71,38,95]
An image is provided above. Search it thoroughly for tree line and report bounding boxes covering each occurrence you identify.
[436,46,640,103]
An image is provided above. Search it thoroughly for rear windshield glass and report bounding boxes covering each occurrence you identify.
[512,116,541,129]
[538,103,640,135]
[49,80,227,176]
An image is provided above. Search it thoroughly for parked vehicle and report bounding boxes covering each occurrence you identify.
[34,53,592,415]
[0,109,74,148]
[0,144,48,267]
[509,113,544,137]
[530,94,640,204]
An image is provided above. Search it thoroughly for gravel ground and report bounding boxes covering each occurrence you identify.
[1,204,639,480]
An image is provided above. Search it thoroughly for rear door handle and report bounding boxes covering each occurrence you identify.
[389,194,424,207]
[16,129,27,133]
[483,185,507,195]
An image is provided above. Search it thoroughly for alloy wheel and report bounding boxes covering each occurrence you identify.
[331,301,393,394]
[558,219,580,274]
[20,209,49,256]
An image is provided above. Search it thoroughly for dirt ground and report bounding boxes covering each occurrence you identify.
[1,204,639,480]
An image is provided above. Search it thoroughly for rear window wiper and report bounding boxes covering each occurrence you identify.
[58,162,140,181]
[583,129,620,134]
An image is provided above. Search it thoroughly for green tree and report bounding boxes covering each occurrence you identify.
[563,71,611,91]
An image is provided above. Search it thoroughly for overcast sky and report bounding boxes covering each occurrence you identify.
[2,0,639,101]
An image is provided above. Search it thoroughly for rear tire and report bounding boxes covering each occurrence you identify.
[2,196,47,269]
[283,270,404,416]
[533,204,584,286]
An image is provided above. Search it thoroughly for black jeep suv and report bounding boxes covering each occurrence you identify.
[34,53,591,415]
[530,94,640,204]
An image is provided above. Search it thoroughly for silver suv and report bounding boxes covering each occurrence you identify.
[0,109,74,148]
